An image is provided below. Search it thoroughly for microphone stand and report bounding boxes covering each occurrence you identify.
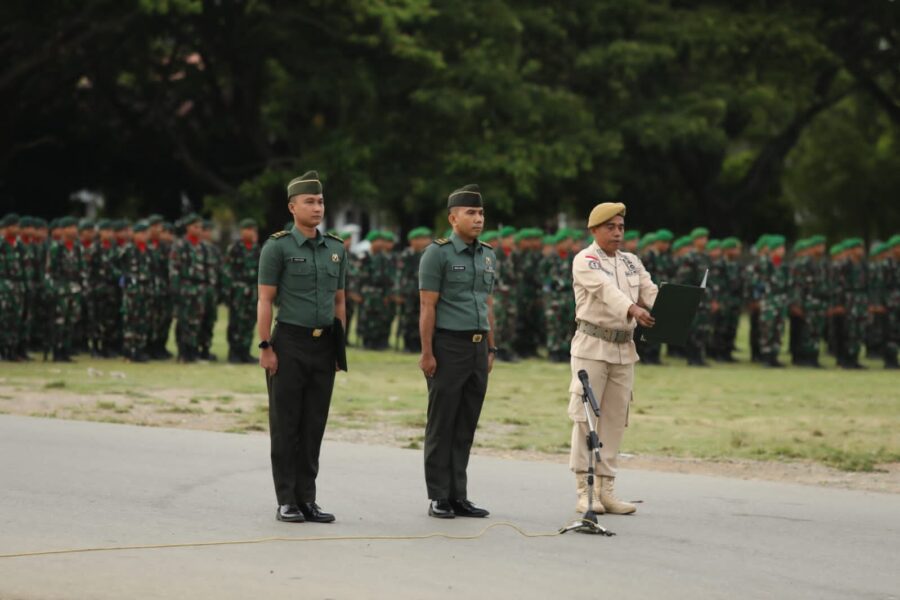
[559,379,614,536]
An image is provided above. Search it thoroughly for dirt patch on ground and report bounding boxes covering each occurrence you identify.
[2,386,897,494]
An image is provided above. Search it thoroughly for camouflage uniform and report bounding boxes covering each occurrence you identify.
[118,241,154,360]
[708,253,728,359]
[29,236,52,352]
[358,251,395,349]
[224,239,260,361]
[757,255,790,364]
[148,240,173,359]
[493,247,518,361]
[883,249,900,368]
[743,256,763,362]
[844,256,869,366]
[345,252,362,344]
[540,249,574,361]
[676,249,711,364]
[44,240,86,360]
[1,234,27,359]
[395,246,424,352]
[169,235,207,361]
[199,240,221,358]
[86,239,121,357]
[789,253,828,365]
[512,247,542,358]
[719,253,744,360]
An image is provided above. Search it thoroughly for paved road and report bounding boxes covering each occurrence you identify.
[0,415,897,599]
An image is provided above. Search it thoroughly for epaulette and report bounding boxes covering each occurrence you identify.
[269,230,290,240]
[434,238,450,246]
[479,240,493,249]
[325,232,343,243]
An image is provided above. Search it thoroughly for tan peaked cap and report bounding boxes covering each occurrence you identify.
[588,202,626,228]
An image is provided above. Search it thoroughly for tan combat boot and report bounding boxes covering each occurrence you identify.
[599,476,636,514]
[575,473,605,514]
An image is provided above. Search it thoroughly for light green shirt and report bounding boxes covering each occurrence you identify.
[258,228,346,327]
[419,232,496,331]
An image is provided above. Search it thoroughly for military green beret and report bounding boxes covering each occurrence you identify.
[513,231,526,243]
[809,234,826,246]
[1,213,19,227]
[448,184,483,209]
[163,221,174,232]
[870,242,886,257]
[720,237,739,250]
[793,239,810,252]
[407,226,432,241]
[95,219,111,230]
[690,227,710,240]
[542,234,556,245]
[638,233,656,250]
[768,234,786,248]
[34,218,48,228]
[844,237,863,249]
[287,171,323,198]
[365,230,381,242]
[338,230,353,241]
[132,220,149,233]
[18,216,32,227]
[672,237,690,251]
[78,218,94,231]
[147,214,164,225]
[706,240,720,250]
[381,231,396,242]
[499,226,516,237]
[655,228,674,242]
[567,229,586,241]
[57,216,77,228]
[623,230,640,241]
[238,218,257,229]
[886,234,900,250]
[182,213,202,226]
[480,231,499,243]
[829,242,845,256]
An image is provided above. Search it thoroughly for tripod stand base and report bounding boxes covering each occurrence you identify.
[559,511,615,536]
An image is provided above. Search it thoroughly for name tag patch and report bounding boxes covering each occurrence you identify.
[289,257,306,262]
[451,265,466,271]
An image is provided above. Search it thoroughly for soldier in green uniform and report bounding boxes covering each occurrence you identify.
[396,227,433,352]
[16,217,39,360]
[44,216,86,362]
[28,218,51,354]
[0,215,27,360]
[744,235,769,362]
[788,237,827,367]
[717,237,743,362]
[257,171,346,524]
[541,231,576,362]
[418,184,496,519]
[198,220,221,360]
[224,218,260,363]
[118,221,154,362]
[622,230,640,254]
[493,225,518,362]
[146,214,173,360]
[340,231,362,345]
[758,235,790,367]
[87,219,122,357]
[512,228,543,359]
[358,230,396,349]
[169,214,207,363]
[677,227,712,365]
[842,238,869,369]
[882,234,900,369]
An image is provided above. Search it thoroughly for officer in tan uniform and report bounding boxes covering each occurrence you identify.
[568,202,657,515]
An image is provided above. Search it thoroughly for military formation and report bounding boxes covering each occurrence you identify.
[2,211,898,370]
[0,212,261,364]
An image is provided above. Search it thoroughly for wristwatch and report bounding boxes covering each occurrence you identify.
[258,340,271,349]
[488,346,499,354]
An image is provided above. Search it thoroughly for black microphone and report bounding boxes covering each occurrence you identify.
[577,369,600,417]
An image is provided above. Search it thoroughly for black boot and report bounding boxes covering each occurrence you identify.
[764,353,785,368]
[227,349,243,364]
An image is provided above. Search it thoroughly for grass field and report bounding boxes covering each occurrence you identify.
[1,309,897,472]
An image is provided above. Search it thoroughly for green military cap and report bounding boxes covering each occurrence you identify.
[50,218,61,229]
[287,170,323,198]
[844,237,863,249]
[638,233,656,250]
[78,218,94,231]
[706,239,720,250]
[720,237,739,250]
[132,220,149,233]
[182,213,202,226]
[829,242,845,256]
[365,230,381,242]
[768,234,786,248]
[407,226,432,240]
[147,214,164,225]
[513,230,526,243]
[530,228,546,239]
[809,234,826,246]
[542,234,556,245]
[18,216,32,227]
[163,221,174,232]
[380,231,396,242]
[120,218,132,228]
[672,237,690,251]
[34,218,48,228]
[655,228,674,241]
[95,218,110,229]
[480,231,499,243]
[499,225,516,237]
[338,230,353,241]
[238,218,257,229]
[870,242,886,257]
[57,216,77,228]
[0,213,19,227]
[792,238,807,251]
[623,230,640,241]
[448,184,483,208]
[886,234,900,250]
[690,227,709,240]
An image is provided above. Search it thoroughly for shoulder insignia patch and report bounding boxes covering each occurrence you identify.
[434,238,450,246]
[479,241,494,249]
[325,232,343,243]
[269,230,290,240]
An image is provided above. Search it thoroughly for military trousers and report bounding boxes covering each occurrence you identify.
[423,331,489,500]
[266,322,336,505]
[568,356,633,478]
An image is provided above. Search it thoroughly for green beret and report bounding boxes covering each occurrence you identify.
[886,234,900,250]
[792,238,807,251]
[338,230,353,241]
[78,218,94,231]
[870,242,886,257]
[132,220,149,233]
[541,234,554,245]
[381,231,396,242]
[448,184,483,208]
[480,231,499,243]
[655,228,674,242]
[499,226,516,237]
[57,216,77,228]
[638,233,656,250]
[34,218,48,228]
[844,237,863,249]
[147,214,164,225]
[568,229,586,241]
[706,240,720,250]
[287,171,322,198]
[95,219,110,230]
[365,230,381,242]
[829,242,845,256]
[182,213,202,226]
[690,227,710,240]
[0,214,14,227]
[623,230,640,241]
[672,237,690,251]
[513,230,526,243]
[163,221,174,232]
[809,235,826,246]
[768,234,786,248]
[407,227,432,241]
[18,216,32,228]
[720,237,739,250]
[238,218,257,229]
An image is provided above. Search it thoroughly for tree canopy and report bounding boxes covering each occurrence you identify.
[2,0,898,240]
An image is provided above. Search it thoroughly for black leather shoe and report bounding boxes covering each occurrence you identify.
[299,502,335,523]
[428,499,455,518]
[276,504,305,523]
[450,499,489,518]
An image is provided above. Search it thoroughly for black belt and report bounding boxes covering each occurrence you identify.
[277,322,333,337]
[436,328,487,342]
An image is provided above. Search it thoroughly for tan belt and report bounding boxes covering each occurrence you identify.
[576,320,633,344]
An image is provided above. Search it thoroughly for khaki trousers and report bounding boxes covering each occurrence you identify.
[567,356,633,477]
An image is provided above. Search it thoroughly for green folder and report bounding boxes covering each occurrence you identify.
[640,283,706,346]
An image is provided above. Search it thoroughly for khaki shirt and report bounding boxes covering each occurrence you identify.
[570,243,658,364]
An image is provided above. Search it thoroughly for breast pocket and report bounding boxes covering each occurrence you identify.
[290,263,316,290]
[482,270,495,293]
[626,274,640,301]
[447,270,474,286]
[325,263,340,291]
